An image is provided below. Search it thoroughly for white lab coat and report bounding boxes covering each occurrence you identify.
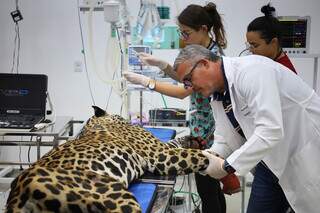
[209,55,320,213]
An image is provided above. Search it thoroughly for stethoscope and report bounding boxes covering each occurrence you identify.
[238,47,251,57]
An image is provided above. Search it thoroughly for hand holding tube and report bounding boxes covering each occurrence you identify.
[123,71,150,87]
[138,53,169,70]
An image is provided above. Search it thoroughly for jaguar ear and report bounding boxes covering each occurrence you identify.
[92,106,106,117]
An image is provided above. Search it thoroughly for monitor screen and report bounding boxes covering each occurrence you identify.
[277,16,311,54]
[0,74,48,115]
[128,45,151,66]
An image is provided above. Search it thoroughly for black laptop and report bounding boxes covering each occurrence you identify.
[0,73,48,132]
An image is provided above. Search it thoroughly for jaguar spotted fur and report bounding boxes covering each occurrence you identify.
[5,106,209,213]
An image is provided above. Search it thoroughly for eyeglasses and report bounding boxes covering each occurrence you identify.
[182,60,202,89]
[177,29,194,40]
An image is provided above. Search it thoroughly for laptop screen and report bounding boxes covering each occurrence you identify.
[0,73,48,116]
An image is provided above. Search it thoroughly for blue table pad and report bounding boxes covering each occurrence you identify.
[128,183,157,213]
[144,127,176,143]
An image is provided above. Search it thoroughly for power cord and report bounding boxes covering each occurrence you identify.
[160,94,168,108]
[10,0,23,74]
[172,190,201,211]
[170,176,186,206]
[30,92,56,131]
[27,136,32,167]
[238,47,250,57]
[19,136,23,170]
[176,175,186,192]
[171,174,202,211]
[109,25,124,114]
[76,0,96,106]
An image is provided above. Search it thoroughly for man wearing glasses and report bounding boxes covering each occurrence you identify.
[173,44,320,213]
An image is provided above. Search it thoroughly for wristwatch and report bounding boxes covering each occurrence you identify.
[148,79,156,90]
[223,160,236,174]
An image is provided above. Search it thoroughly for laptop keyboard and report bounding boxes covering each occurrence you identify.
[0,115,41,129]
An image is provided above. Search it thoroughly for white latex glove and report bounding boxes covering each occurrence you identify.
[123,71,150,87]
[202,150,228,179]
[138,52,169,70]
[204,148,222,158]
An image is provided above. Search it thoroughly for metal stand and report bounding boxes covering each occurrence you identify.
[241,176,246,213]
[140,90,143,126]
[188,174,192,211]
[0,117,83,165]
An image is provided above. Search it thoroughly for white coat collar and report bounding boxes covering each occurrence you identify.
[219,57,239,114]
[221,56,235,90]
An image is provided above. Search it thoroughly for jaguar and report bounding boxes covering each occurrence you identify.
[5,106,209,213]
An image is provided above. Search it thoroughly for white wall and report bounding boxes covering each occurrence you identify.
[0,0,319,120]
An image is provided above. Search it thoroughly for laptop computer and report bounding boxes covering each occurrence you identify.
[0,73,48,132]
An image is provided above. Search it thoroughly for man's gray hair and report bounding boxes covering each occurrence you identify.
[173,44,220,72]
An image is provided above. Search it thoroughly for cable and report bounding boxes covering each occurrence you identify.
[105,86,113,110]
[15,21,21,73]
[27,136,33,167]
[115,27,124,62]
[115,26,124,115]
[115,26,129,116]
[86,8,122,92]
[175,175,186,193]
[160,94,168,108]
[80,2,123,109]
[10,0,21,74]
[238,48,250,57]
[15,0,18,10]
[19,136,23,170]
[27,146,31,164]
[10,23,20,73]
[190,191,201,211]
[106,27,121,110]
[173,191,201,211]
[76,0,96,106]
[78,1,125,112]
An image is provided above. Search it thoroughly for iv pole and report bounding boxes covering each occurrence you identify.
[103,0,130,119]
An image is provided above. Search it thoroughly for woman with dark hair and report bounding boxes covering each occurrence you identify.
[124,3,239,213]
[246,4,296,73]
[245,4,296,213]
[177,3,226,52]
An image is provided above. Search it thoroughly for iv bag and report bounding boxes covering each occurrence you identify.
[135,0,162,45]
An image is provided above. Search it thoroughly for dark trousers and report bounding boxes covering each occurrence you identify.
[247,162,294,213]
[194,172,226,213]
